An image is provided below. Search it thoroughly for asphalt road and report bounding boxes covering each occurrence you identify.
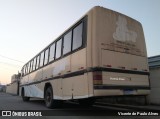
[0,92,118,119]
[0,92,159,119]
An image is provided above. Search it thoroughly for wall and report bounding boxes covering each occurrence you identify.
[6,82,19,95]
[148,67,160,105]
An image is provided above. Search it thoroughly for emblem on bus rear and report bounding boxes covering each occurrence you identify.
[110,77,125,81]
[113,15,137,43]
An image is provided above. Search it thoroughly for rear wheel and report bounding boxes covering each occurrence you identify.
[44,86,62,108]
[22,88,30,102]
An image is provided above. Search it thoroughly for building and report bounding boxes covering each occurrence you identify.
[0,84,6,92]
[148,55,160,105]
[6,74,20,95]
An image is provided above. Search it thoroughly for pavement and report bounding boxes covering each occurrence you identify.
[0,92,160,119]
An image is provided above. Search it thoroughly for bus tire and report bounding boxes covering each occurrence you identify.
[78,98,95,107]
[22,88,30,102]
[44,86,62,108]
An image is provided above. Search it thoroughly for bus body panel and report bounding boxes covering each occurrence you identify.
[90,7,150,96]
[22,84,44,98]
[92,7,148,67]
[102,72,149,86]
[62,48,88,99]
[51,79,63,99]
[94,89,150,96]
[101,50,148,71]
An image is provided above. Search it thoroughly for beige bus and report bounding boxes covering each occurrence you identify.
[20,6,150,108]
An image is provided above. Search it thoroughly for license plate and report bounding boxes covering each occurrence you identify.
[124,90,134,95]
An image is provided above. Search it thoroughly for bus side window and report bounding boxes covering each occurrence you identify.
[21,68,24,76]
[40,51,44,67]
[36,55,40,69]
[63,31,72,55]
[49,43,55,62]
[25,64,28,74]
[55,39,62,59]
[44,48,49,65]
[72,22,83,51]
[23,66,25,76]
[33,57,37,71]
[30,60,33,72]
[27,62,30,73]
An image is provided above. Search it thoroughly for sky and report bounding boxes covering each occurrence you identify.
[0,0,160,85]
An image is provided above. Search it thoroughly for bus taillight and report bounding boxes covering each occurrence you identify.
[104,64,112,67]
[93,72,102,85]
[132,68,137,70]
[142,69,148,71]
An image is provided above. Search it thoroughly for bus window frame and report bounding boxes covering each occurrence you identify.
[22,16,87,77]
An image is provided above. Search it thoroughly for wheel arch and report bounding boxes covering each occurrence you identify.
[44,82,53,98]
[21,87,24,96]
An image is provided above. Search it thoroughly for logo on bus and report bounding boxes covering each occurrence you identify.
[113,15,137,43]
[110,77,126,81]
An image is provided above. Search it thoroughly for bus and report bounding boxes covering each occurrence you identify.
[20,6,150,108]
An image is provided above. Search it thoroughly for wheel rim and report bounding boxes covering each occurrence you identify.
[46,92,51,102]
[45,89,52,106]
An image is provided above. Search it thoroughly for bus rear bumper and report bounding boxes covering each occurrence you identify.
[94,89,150,96]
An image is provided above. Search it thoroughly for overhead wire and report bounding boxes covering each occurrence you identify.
[0,61,22,68]
[0,54,24,63]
